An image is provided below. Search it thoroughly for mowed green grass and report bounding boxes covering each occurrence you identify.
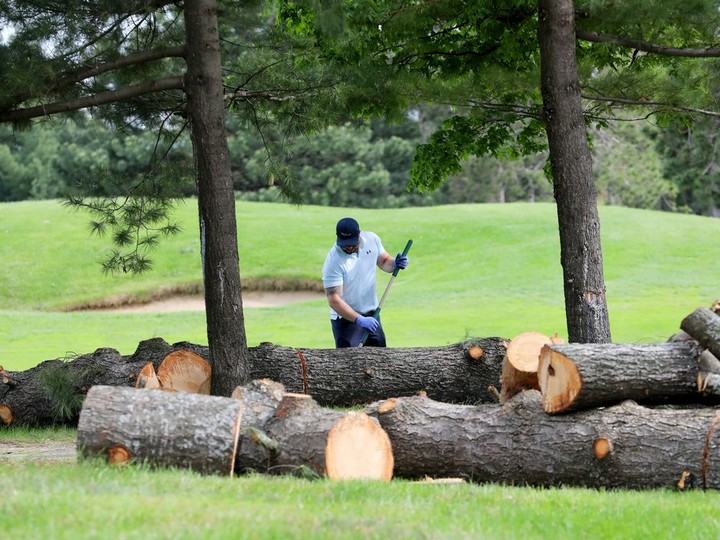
[1,199,719,370]
[2,458,720,539]
[2,202,720,538]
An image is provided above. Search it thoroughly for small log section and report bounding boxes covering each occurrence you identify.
[366,390,720,489]
[537,341,701,414]
[77,385,242,476]
[500,332,562,403]
[232,380,393,481]
[1,337,506,426]
[682,307,720,361]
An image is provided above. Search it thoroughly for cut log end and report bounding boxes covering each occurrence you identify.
[538,345,582,414]
[506,332,553,372]
[135,362,161,389]
[500,332,556,403]
[157,350,211,394]
[108,445,131,466]
[593,437,613,460]
[0,403,13,425]
[376,398,398,414]
[468,346,484,360]
[325,412,393,481]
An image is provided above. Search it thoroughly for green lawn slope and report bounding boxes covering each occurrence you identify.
[1,199,718,370]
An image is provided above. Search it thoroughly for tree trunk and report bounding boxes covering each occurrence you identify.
[537,0,611,343]
[537,341,704,413]
[77,385,243,476]
[0,337,505,426]
[232,382,393,480]
[366,391,720,489]
[183,0,250,395]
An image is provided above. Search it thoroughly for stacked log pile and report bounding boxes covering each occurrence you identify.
[12,304,720,489]
[0,337,504,427]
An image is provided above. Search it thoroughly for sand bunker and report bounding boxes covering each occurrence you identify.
[96,291,324,313]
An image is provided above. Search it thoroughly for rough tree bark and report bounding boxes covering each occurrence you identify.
[538,0,611,343]
[183,0,250,395]
[0,337,505,426]
[77,385,243,476]
[537,341,704,413]
[366,390,720,489]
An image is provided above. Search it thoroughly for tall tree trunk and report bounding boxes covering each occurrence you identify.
[537,0,611,343]
[183,0,250,394]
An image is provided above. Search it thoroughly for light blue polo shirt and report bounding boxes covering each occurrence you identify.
[322,231,385,320]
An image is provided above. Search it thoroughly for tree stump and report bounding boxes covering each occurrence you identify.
[366,391,720,489]
[77,385,242,476]
[537,341,701,413]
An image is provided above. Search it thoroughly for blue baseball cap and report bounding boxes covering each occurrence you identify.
[336,217,360,247]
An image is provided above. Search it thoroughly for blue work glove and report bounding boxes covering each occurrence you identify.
[355,315,379,332]
[394,253,409,270]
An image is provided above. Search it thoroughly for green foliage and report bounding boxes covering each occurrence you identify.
[37,365,86,421]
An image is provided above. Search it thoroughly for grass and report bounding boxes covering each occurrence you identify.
[2,201,720,538]
[1,456,719,539]
[2,199,719,370]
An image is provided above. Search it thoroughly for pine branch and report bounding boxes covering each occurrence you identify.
[0,76,185,123]
[576,29,720,58]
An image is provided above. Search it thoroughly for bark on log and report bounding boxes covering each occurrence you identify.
[77,385,242,476]
[250,338,505,406]
[537,342,702,414]
[681,307,720,360]
[231,380,393,480]
[366,391,720,489]
[1,337,505,426]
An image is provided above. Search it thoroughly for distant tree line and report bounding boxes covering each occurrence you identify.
[0,105,717,216]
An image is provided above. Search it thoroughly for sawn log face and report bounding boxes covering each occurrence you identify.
[366,391,720,489]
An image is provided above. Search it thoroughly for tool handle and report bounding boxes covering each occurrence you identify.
[359,239,412,346]
[391,239,413,278]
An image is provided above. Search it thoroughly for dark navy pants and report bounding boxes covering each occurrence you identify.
[331,312,386,348]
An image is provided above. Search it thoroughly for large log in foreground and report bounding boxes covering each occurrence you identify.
[0,337,505,426]
[77,381,393,480]
[366,390,720,489]
[77,385,242,476]
[537,341,702,414]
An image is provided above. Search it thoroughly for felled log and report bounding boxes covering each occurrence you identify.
[366,390,720,489]
[250,338,505,406]
[681,307,720,360]
[0,340,183,427]
[232,384,393,481]
[77,385,242,476]
[1,336,505,426]
[537,341,702,414]
[499,332,562,403]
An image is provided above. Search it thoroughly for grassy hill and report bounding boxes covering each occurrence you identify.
[1,199,718,370]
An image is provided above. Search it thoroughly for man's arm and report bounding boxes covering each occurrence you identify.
[377,251,395,273]
[325,285,362,322]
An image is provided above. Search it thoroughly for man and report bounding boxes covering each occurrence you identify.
[322,217,409,348]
